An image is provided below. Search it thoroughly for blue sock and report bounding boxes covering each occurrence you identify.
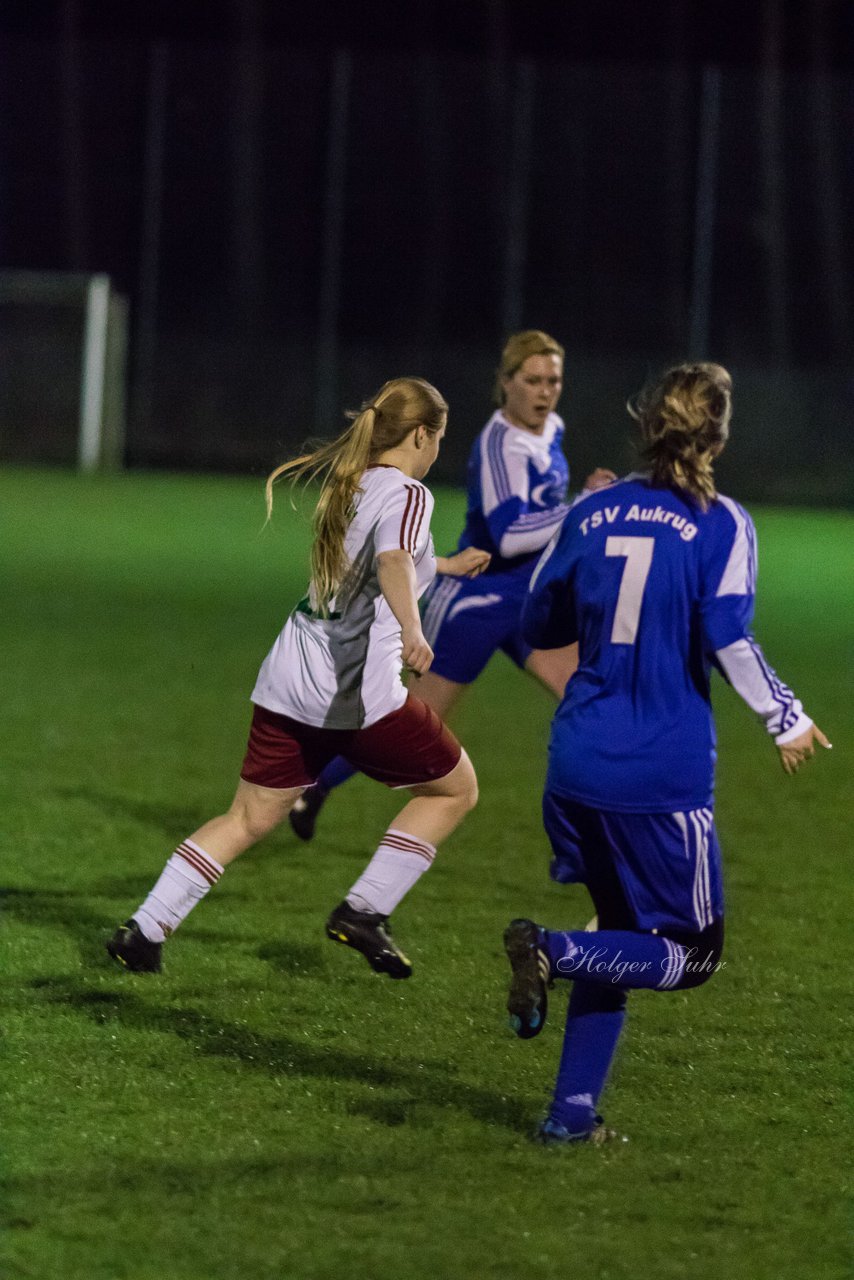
[549,979,627,1132]
[316,756,357,793]
[544,928,688,991]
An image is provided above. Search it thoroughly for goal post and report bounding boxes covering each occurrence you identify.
[0,270,128,471]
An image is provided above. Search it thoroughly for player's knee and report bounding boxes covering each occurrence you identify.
[454,754,478,812]
[431,753,478,810]
[669,919,725,990]
[461,775,478,813]
[232,795,287,843]
[675,958,719,990]
[411,752,477,810]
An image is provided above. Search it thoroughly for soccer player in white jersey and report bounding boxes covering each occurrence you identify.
[106,377,489,979]
[502,362,830,1144]
[289,331,615,839]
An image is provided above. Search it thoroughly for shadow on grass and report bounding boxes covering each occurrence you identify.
[1,886,253,967]
[0,1150,412,1214]
[55,785,207,842]
[34,979,532,1135]
[1,884,339,987]
[257,938,328,975]
[347,1095,414,1127]
[1,887,119,967]
[54,784,368,863]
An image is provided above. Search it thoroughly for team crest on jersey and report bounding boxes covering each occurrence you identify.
[528,459,566,509]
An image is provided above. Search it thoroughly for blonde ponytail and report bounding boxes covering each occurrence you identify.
[266,377,447,615]
[629,362,732,510]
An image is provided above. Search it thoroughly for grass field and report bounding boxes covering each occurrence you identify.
[2,468,850,1280]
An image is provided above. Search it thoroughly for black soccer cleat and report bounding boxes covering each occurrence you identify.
[288,786,328,842]
[106,918,162,973]
[504,917,551,1039]
[325,900,412,979]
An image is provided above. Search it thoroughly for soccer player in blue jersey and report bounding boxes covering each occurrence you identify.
[289,330,614,838]
[503,361,831,1145]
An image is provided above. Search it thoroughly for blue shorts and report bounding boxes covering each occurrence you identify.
[543,790,724,935]
[421,569,532,684]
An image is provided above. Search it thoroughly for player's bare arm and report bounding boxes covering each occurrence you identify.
[435,547,491,578]
[377,548,433,674]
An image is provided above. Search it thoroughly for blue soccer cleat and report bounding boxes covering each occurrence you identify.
[536,1115,626,1146]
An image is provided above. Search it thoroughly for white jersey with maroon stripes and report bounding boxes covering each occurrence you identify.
[251,465,436,730]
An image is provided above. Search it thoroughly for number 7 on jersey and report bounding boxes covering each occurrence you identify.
[606,536,655,644]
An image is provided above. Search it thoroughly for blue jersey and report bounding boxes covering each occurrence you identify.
[458,409,570,576]
[522,475,759,812]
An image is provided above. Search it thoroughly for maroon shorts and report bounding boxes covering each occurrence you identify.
[239,694,462,790]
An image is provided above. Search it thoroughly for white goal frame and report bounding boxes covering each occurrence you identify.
[0,270,128,471]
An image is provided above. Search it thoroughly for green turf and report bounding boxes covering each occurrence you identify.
[1,468,850,1280]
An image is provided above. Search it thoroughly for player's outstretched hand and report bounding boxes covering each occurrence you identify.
[583,467,618,491]
[777,723,832,775]
[401,625,434,676]
[438,547,492,579]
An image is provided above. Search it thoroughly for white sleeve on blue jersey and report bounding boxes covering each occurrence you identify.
[480,426,569,558]
[521,519,578,649]
[702,498,811,742]
[715,639,812,743]
[698,495,758,651]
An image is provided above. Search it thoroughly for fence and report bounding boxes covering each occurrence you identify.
[0,37,851,501]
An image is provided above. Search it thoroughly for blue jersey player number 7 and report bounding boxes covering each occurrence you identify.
[523,477,828,812]
[504,363,830,1147]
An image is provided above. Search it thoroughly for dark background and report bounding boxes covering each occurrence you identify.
[4,0,853,69]
[1,0,852,500]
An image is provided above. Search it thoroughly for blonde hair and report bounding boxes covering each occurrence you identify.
[266,377,448,614]
[493,329,565,405]
[629,362,732,510]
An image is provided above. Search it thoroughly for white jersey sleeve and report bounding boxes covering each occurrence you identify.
[715,639,812,743]
[480,415,570,559]
[374,478,431,557]
[703,496,811,743]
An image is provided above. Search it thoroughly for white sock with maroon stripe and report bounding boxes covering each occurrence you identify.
[346,828,436,917]
[133,839,224,943]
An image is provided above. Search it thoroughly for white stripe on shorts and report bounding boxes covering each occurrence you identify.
[446,593,502,622]
[673,807,714,930]
[422,578,462,646]
[673,811,690,858]
[688,808,713,929]
[700,808,714,926]
[658,937,687,989]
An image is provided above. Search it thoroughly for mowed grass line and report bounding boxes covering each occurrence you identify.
[1,469,850,1280]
